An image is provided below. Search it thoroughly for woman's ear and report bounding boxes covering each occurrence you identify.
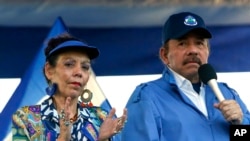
[44,62,54,80]
[159,46,169,65]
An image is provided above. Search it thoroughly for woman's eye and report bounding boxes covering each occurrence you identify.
[82,64,90,70]
[65,62,74,67]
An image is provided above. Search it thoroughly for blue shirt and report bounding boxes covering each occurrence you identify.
[121,67,250,141]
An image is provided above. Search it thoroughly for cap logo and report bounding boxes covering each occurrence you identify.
[184,15,197,26]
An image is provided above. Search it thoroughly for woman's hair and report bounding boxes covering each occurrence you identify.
[45,33,79,65]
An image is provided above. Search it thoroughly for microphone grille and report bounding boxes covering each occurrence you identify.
[198,64,217,84]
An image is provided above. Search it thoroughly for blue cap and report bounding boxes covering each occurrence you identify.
[47,40,99,60]
[162,12,212,44]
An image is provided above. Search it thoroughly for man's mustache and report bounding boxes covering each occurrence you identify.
[183,56,202,65]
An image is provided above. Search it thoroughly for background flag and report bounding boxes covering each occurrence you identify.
[0,16,67,140]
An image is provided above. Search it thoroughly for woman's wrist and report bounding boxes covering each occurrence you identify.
[96,135,110,141]
[96,139,109,141]
[57,135,70,141]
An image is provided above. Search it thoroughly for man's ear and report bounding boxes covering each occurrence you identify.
[159,46,169,65]
[44,62,54,80]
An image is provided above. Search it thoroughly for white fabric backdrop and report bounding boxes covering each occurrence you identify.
[1,72,249,117]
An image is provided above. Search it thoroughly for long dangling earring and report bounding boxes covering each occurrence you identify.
[80,89,93,107]
[45,83,57,96]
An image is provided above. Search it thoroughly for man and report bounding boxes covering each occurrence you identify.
[121,12,250,141]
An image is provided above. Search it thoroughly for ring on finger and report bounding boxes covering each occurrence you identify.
[64,120,70,126]
[59,109,66,120]
[114,130,121,134]
[117,117,122,125]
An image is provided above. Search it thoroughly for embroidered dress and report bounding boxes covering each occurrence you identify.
[12,97,108,141]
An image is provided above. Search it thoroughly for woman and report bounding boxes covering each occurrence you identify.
[12,33,127,141]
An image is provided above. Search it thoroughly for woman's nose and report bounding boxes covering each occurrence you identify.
[73,66,83,77]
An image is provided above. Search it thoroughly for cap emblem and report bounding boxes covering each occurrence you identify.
[184,15,197,26]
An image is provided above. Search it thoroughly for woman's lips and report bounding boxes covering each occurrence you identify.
[70,82,81,87]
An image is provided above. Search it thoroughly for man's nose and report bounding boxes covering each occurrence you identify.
[187,44,199,55]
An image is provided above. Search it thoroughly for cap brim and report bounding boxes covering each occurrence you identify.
[47,40,100,60]
[80,47,99,60]
[51,46,99,60]
[173,27,212,39]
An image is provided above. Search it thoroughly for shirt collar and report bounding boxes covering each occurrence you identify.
[167,67,189,88]
[167,66,205,92]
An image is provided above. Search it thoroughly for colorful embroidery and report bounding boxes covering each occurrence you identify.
[96,107,108,121]
[86,123,98,140]
[12,97,109,141]
[12,105,45,141]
